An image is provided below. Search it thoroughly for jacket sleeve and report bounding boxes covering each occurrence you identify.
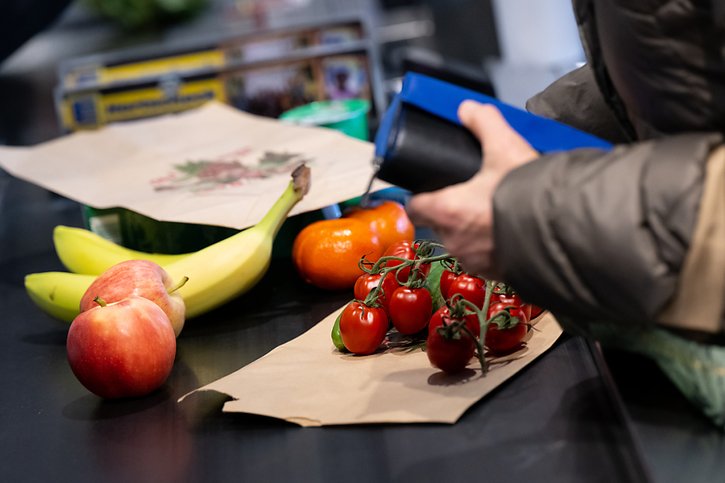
[658,146,725,334]
[492,133,723,330]
[526,64,632,144]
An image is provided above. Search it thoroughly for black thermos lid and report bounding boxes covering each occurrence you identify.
[375,103,482,193]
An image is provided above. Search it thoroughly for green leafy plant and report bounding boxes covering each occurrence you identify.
[84,0,208,30]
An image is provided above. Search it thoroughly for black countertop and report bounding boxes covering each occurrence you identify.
[1,177,652,482]
[1,2,724,482]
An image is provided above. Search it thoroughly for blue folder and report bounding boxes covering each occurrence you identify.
[375,72,613,159]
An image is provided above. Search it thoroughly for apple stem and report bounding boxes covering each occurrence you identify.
[168,276,189,295]
[93,296,107,307]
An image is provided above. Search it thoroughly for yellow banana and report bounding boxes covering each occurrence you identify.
[54,225,188,275]
[26,165,311,322]
[25,272,96,322]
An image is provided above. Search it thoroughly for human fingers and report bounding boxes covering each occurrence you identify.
[407,157,500,231]
[457,100,507,142]
[408,189,498,279]
[457,100,538,169]
[406,190,445,229]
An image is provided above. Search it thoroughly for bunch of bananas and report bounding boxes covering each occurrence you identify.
[25,165,311,323]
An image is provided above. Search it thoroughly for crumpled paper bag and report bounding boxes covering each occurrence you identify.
[0,102,389,229]
[180,307,563,426]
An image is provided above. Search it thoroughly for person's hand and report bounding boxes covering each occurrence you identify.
[406,100,538,280]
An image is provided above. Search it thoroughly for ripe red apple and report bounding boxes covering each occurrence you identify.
[67,295,177,399]
[80,260,187,337]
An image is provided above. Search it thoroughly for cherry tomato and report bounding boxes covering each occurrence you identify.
[486,302,529,355]
[494,292,532,320]
[388,286,433,335]
[339,301,388,355]
[428,306,480,338]
[447,274,486,308]
[486,322,527,355]
[354,273,381,301]
[426,327,476,374]
[381,241,415,280]
[353,272,399,311]
[439,269,459,301]
[487,302,529,325]
[528,304,545,320]
[379,273,402,311]
[494,291,522,306]
[382,241,431,283]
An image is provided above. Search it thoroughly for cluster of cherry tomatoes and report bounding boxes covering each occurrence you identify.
[332,240,543,375]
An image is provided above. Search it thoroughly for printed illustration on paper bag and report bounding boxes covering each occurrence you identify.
[151,148,310,193]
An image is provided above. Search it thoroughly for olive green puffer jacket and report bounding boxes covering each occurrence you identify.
[493,0,725,338]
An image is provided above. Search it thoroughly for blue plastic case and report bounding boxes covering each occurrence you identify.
[373,73,612,193]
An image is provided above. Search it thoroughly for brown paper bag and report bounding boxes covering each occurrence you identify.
[0,102,389,229]
[180,307,563,426]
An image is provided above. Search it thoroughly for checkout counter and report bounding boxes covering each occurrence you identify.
[1,2,723,482]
